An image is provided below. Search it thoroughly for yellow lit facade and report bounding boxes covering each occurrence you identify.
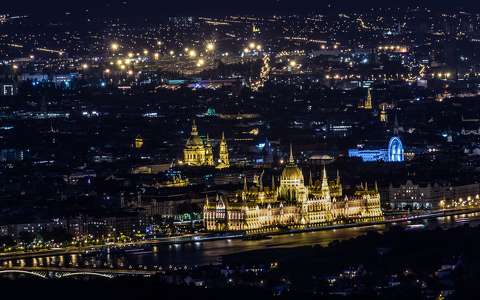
[364,88,373,110]
[134,135,144,149]
[204,146,383,232]
[216,132,229,169]
[183,120,229,168]
[379,104,388,123]
[155,175,189,188]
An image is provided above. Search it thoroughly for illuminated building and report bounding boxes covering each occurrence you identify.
[203,146,383,232]
[348,136,404,162]
[134,135,144,149]
[216,132,230,169]
[0,83,17,96]
[205,134,214,166]
[155,175,189,188]
[184,120,210,166]
[379,104,388,123]
[364,88,373,110]
[388,181,480,210]
[183,120,229,168]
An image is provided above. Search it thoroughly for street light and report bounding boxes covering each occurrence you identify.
[206,42,215,52]
[189,49,197,58]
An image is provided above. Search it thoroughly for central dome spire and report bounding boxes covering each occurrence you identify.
[280,144,304,182]
[289,143,294,164]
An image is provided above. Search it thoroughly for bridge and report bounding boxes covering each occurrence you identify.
[0,267,157,279]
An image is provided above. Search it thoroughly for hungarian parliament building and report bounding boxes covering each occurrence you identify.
[203,146,383,232]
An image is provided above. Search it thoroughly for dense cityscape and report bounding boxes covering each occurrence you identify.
[2,1,480,299]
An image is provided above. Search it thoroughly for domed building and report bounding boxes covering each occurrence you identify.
[183,120,209,166]
[182,120,229,168]
[278,145,307,202]
[204,145,383,232]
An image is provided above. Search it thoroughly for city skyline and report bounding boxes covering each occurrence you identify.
[2,2,480,299]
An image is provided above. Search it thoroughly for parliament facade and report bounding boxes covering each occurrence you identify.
[203,146,383,232]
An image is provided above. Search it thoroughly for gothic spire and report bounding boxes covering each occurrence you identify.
[259,170,264,191]
[321,164,330,195]
[288,143,294,163]
[365,88,373,109]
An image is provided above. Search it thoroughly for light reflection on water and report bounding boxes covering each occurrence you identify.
[2,213,480,269]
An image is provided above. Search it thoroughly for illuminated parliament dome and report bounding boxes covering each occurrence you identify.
[278,145,307,202]
[281,145,304,183]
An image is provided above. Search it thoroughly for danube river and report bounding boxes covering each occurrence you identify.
[2,212,480,269]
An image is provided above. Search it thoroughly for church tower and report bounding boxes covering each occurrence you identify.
[364,88,373,110]
[204,134,214,166]
[216,132,230,169]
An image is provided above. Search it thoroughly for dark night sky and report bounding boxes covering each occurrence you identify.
[3,0,480,16]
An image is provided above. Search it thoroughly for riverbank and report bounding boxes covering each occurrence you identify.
[1,207,480,261]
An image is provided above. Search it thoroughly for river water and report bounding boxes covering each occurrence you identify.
[2,213,480,269]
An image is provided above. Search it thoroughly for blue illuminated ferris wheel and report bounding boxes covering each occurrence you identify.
[387,136,404,162]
